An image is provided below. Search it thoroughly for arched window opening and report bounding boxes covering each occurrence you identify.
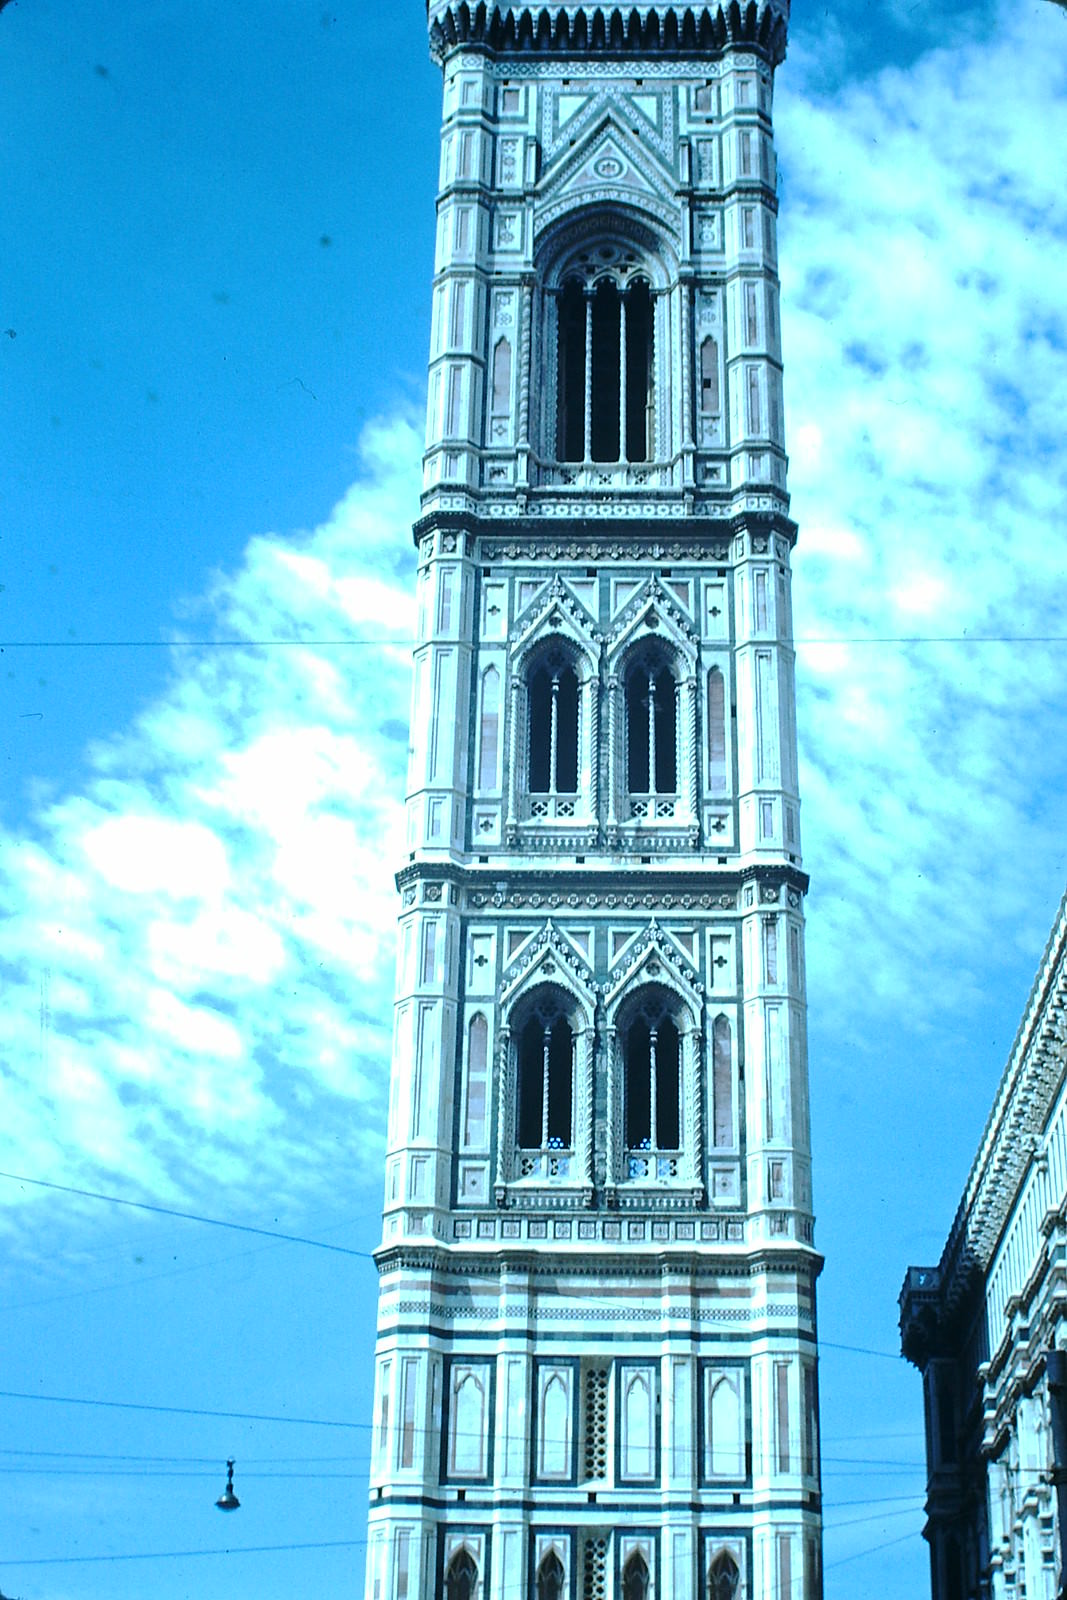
[591,278,621,462]
[518,1010,574,1150]
[708,1551,740,1600]
[528,651,579,798]
[558,278,586,463]
[445,1549,478,1600]
[491,337,512,415]
[624,1011,681,1154]
[626,655,677,802]
[556,271,655,464]
[463,1015,489,1148]
[625,278,654,461]
[536,1551,565,1600]
[622,1551,651,1600]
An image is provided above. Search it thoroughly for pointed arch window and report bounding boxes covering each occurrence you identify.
[536,1551,565,1600]
[622,1551,651,1600]
[518,1010,574,1152]
[708,1551,741,1600]
[625,649,678,817]
[712,1015,733,1148]
[707,666,727,794]
[444,1549,478,1600]
[527,644,580,813]
[556,273,654,464]
[625,1013,680,1154]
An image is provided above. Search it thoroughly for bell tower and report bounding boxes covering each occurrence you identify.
[365,4,821,1598]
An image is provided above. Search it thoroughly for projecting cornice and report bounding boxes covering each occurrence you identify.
[900,885,1067,1366]
[427,2,791,66]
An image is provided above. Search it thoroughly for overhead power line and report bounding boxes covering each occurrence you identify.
[0,1390,367,1430]
[0,1172,375,1260]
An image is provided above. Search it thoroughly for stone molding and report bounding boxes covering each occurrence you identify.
[427,2,791,67]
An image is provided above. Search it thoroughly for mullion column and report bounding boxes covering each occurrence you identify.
[618,288,628,464]
[583,290,594,463]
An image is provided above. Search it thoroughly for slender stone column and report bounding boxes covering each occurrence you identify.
[583,291,594,462]
[505,674,522,840]
[494,1025,512,1201]
[618,289,628,464]
[606,675,620,833]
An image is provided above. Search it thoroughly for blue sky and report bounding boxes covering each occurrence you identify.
[3,1,1067,1595]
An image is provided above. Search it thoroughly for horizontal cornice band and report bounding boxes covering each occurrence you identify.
[427,2,790,67]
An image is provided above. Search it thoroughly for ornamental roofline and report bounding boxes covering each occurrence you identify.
[427,2,791,67]
[901,884,1067,1365]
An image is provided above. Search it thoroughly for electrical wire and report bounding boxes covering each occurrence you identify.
[0,1171,375,1260]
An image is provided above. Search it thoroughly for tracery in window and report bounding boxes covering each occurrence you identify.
[517,1001,574,1152]
[444,1548,478,1600]
[536,1551,566,1600]
[556,270,654,464]
[622,1551,651,1600]
[620,987,687,1180]
[625,649,678,804]
[528,646,580,799]
[708,1551,741,1600]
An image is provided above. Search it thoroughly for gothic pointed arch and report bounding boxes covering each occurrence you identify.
[443,1546,479,1600]
[708,1548,742,1600]
[536,1547,566,1600]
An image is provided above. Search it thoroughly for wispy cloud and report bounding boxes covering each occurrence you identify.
[2,6,1065,1251]
[780,0,1067,1044]
[0,417,420,1220]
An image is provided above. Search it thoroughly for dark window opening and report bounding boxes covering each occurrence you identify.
[708,1552,740,1600]
[536,1552,565,1600]
[622,1552,651,1600]
[626,660,677,794]
[558,279,586,463]
[518,1013,574,1148]
[625,1014,680,1150]
[556,274,654,464]
[528,656,579,794]
[444,1550,478,1600]
[625,278,653,461]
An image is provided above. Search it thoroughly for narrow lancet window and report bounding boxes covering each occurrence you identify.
[709,1552,741,1600]
[625,278,653,461]
[558,278,586,461]
[537,1552,565,1600]
[528,653,579,796]
[591,278,621,462]
[626,657,677,797]
[622,1552,651,1600]
[444,1549,478,1600]
[518,1011,574,1149]
[625,1013,680,1151]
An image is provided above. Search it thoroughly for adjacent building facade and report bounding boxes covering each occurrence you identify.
[365,3,823,1596]
[901,889,1067,1600]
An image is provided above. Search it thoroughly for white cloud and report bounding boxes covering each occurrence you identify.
[778,0,1067,1047]
[0,414,420,1221]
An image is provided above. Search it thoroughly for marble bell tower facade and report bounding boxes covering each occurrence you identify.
[365,2,822,1596]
